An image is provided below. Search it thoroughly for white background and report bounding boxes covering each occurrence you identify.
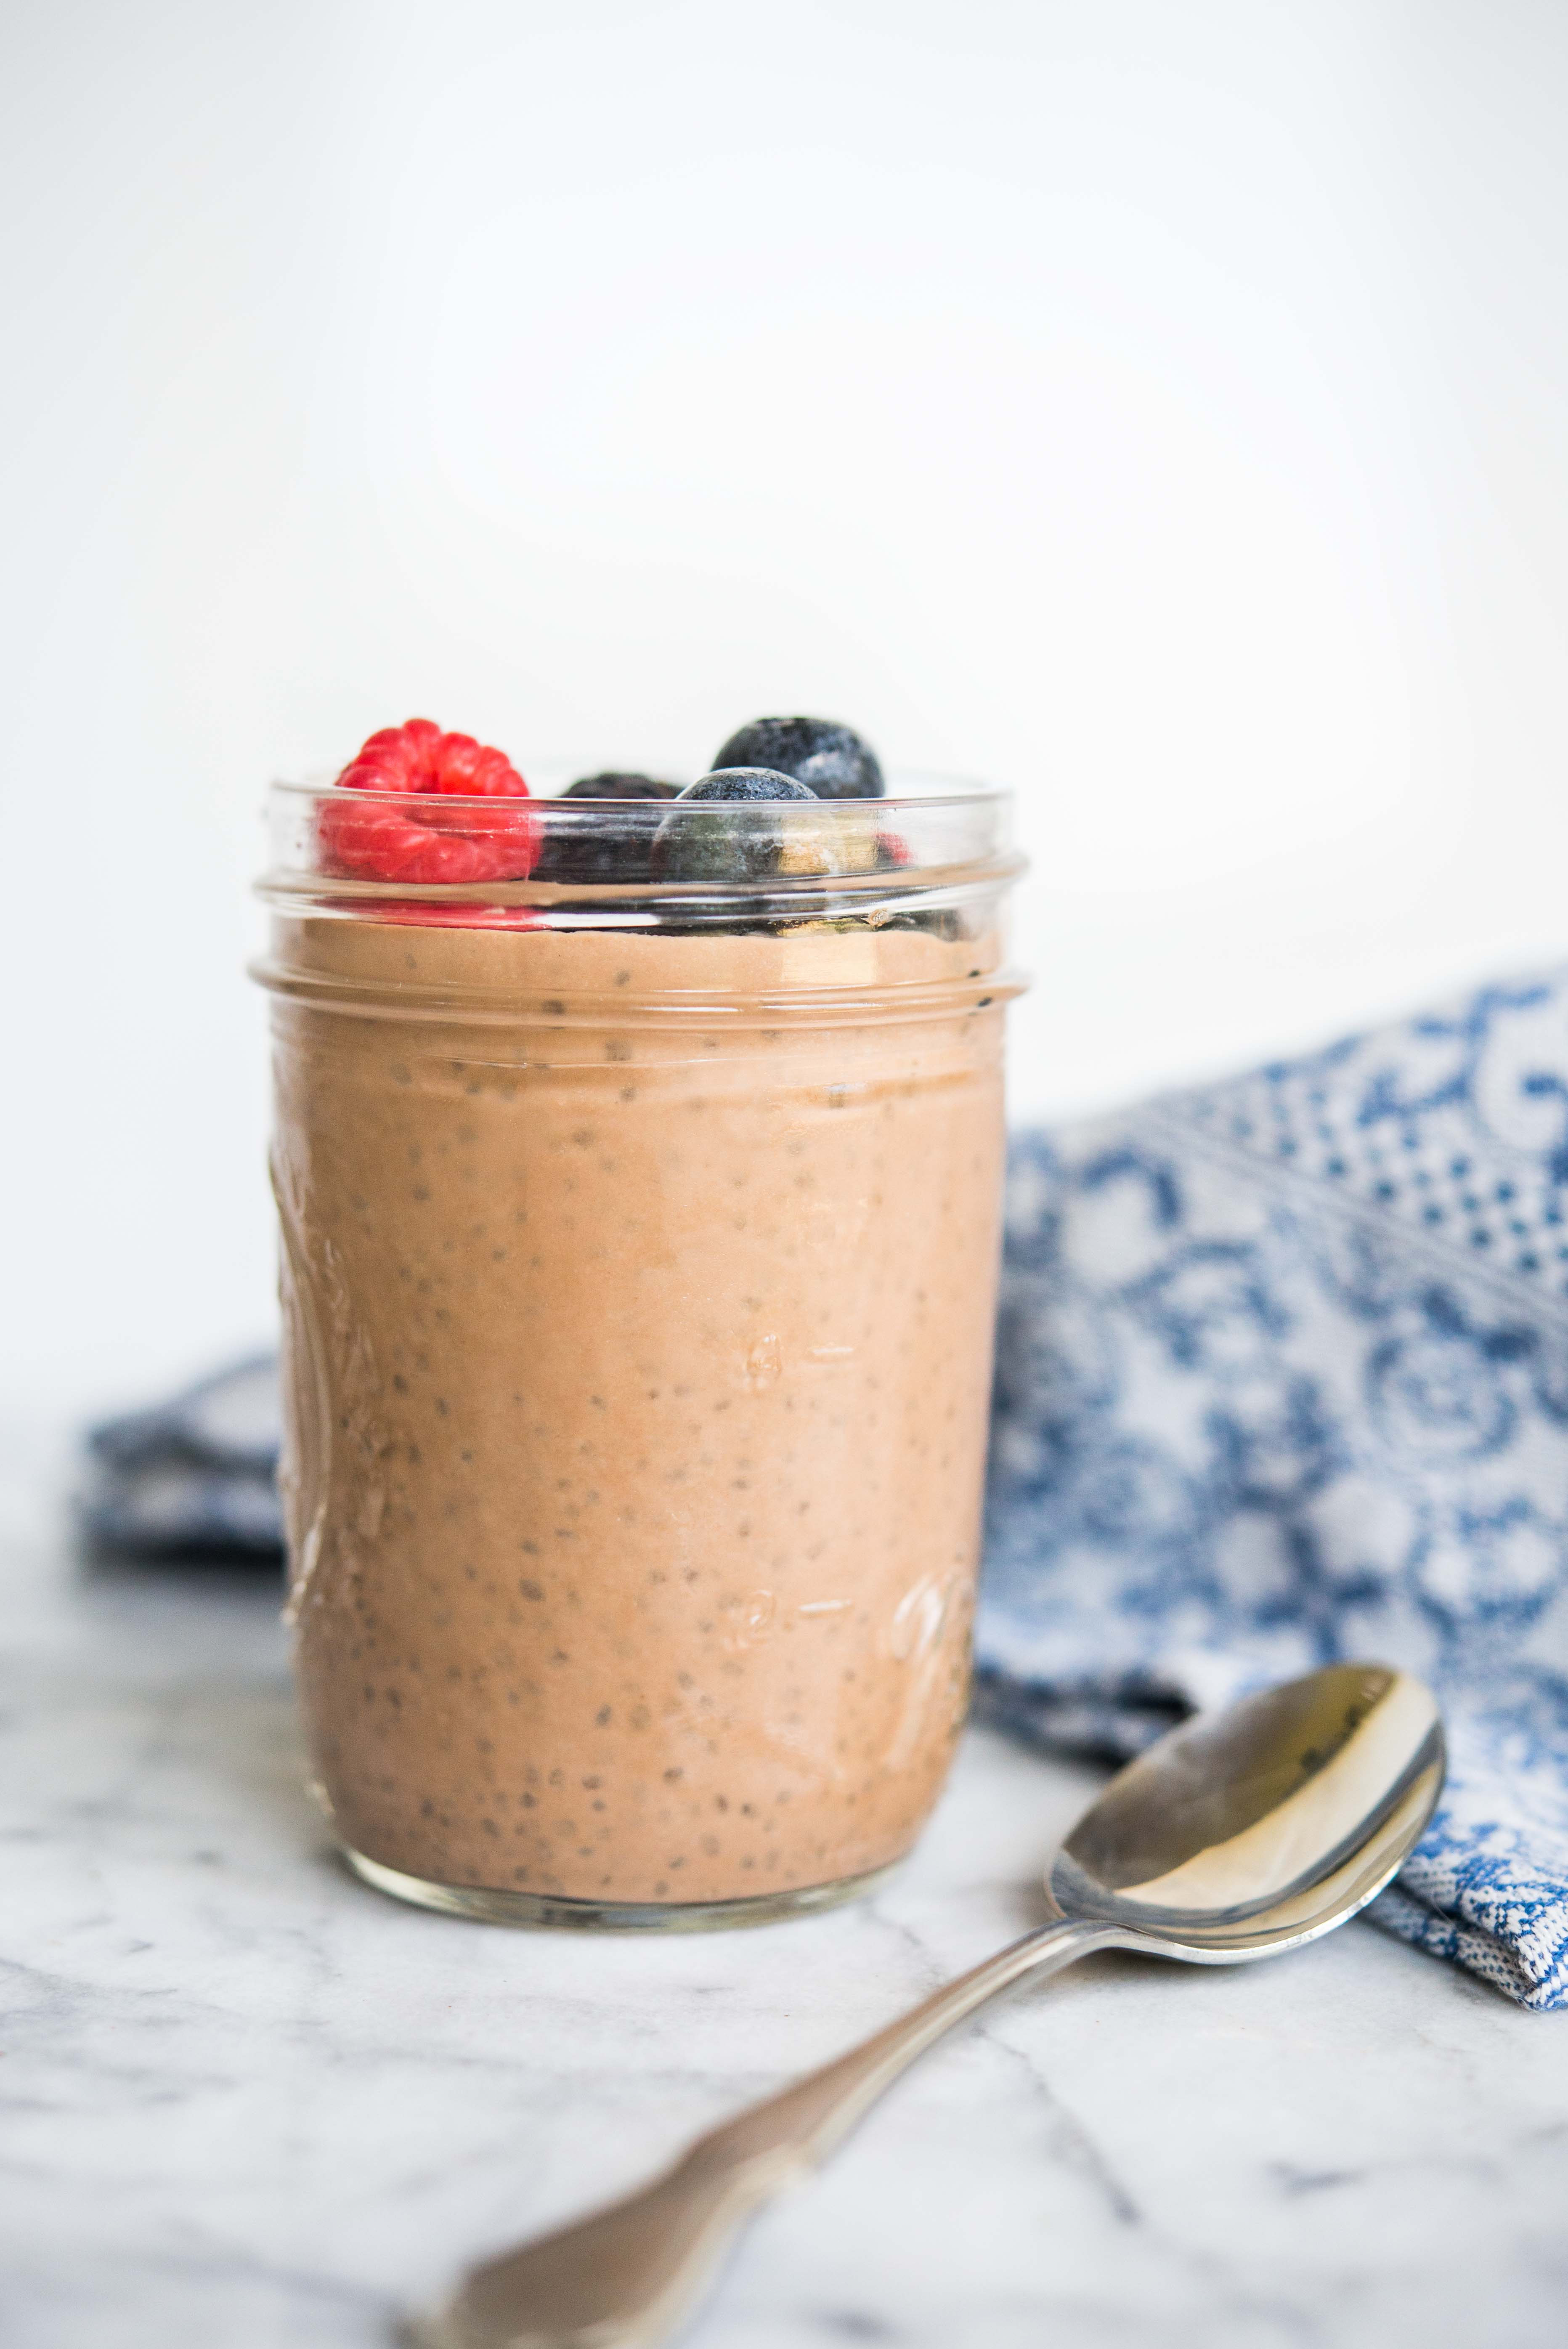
[2,0,1566,1416]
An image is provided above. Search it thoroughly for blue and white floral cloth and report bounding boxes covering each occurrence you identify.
[82,1356,283,1556]
[83,971,1568,2006]
[980,969,1568,2010]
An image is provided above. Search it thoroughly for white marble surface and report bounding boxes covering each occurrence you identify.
[5,1425,1568,2349]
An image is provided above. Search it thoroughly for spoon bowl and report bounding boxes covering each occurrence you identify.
[1049,1662,1444,1959]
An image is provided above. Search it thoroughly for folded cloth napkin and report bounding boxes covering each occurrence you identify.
[81,970,1568,2007]
[81,1355,283,1556]
[982,968,1568,2010]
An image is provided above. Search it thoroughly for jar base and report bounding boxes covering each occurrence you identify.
[342,1842,902,1932]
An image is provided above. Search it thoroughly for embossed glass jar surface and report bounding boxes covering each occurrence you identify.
[254,779,1025,1927]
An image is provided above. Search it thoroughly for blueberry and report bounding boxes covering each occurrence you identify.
[534,772,681,885]
[562,772,679,802]
[651,767,826,885]
[711,717,884,801]
[680,767,817,804]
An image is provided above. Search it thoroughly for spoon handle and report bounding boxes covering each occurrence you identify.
[418,1914,1117,2349]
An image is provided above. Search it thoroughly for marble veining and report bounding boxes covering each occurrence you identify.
[3,1420,1567,2349]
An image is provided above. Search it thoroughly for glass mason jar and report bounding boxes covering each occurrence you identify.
[253,773,1026,1928]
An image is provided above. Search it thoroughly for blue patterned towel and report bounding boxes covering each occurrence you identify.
[982,969,1568,2011]
[82,1355,282,1555]
[82,971,1568,2006]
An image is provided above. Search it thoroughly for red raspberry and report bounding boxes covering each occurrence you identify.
[319,719,538,883]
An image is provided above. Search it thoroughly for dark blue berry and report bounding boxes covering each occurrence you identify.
[712,717,884,801]
[651,768,824,884]
[535,773,680,886]
[682,767,818,803]
[562,772,679,802]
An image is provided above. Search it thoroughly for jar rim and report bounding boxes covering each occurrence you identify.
[257,771,1023,928]
[268,768,1009,815]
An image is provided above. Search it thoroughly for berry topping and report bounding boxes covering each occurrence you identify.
[711,717,884,802]
[652,767,854,886]
[531,771,683,887]
[337,717,526,798]
[562,772,679,802]
[319,718,537,884]
[681,767,818,804]
[533,797,676,889]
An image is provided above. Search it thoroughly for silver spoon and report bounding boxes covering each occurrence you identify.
[415,1661,1443,2349]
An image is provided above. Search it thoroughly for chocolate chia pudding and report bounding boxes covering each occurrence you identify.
[256,725,1024,1924]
